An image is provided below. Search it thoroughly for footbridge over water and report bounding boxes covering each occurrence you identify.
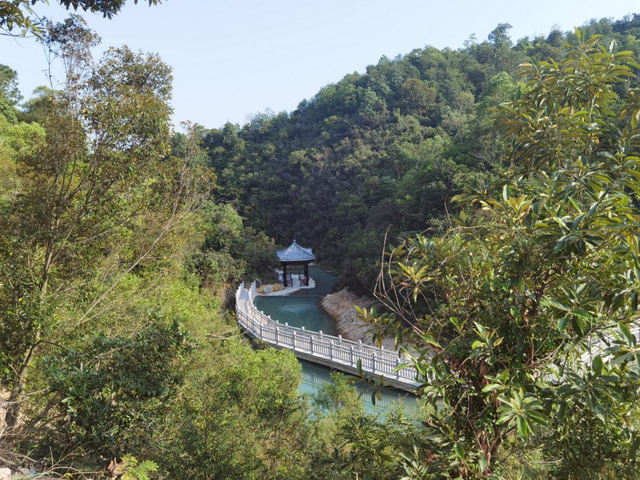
[235,282,421,392]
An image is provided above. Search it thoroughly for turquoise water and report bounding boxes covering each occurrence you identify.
[255,265,418,413]
[255,266,339,334]
[254,296,337,335]
[299,359,418,414]
[291,265,338,295]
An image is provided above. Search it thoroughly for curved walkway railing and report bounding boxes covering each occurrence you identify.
[235,281,420,391]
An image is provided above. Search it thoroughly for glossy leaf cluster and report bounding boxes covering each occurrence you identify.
[373,32,640,478]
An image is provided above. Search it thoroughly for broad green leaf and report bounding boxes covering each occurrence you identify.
[542,298,572,312]
[482,383,502,393]
[619,323,636,346]
[592,355,603,376]
[557,316,569,332]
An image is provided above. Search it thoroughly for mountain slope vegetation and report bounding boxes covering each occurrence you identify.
[206,16,640,292]
[1,11,640,480]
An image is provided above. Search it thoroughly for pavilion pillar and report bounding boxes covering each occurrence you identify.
[304,263,309,286]
[283,263,288,287]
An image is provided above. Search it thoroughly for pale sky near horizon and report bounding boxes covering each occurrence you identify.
[2,0,639,129]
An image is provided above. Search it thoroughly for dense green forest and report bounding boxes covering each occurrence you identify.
[205,16,640,292]
[1,4,640,479]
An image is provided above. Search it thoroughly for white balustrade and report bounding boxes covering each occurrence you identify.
[235,282,419,389]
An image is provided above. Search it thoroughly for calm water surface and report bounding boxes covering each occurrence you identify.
[255,266,418,414]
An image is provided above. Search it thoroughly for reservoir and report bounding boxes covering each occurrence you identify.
[254,266,417,413]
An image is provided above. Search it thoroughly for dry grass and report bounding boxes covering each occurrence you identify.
[257,283,285,294]
[321,289,397,349]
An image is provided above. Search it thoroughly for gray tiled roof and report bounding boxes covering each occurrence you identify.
[276,240,316,262]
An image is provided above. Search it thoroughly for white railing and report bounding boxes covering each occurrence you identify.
[235,282,420,389]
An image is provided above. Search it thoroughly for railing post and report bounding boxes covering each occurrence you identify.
[235,280,420,388]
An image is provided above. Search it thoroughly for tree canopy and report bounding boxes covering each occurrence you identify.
[0,0,160,36]
[368,31,640,478]
[205,14,640,295]
[3,11,640,480]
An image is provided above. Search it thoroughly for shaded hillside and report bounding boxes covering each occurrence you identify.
[205,15,640,292]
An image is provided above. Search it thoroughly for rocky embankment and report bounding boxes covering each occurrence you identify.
[321,289,396,350]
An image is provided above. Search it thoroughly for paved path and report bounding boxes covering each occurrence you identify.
[235,282,421,392]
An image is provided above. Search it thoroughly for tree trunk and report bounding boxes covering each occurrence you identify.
[4,239,53,428]
[4,328,41,428]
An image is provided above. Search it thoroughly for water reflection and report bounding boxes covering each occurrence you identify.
[255,265,417,414]
[299,359,418,414]
[255,296,337,334]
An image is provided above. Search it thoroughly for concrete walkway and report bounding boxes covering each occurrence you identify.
[235,281,421,392]
[259,276,316,296]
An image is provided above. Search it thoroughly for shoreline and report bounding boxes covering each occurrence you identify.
[321,288,397,350]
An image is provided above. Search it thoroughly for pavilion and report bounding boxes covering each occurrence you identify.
[276,240,315,287]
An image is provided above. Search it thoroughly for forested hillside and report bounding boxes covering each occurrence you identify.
[206,16,640,291]
[2,6,640,479]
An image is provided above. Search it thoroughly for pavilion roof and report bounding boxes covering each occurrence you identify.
[276,240,316,263]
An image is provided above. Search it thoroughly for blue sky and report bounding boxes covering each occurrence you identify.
[2,0,639,129]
